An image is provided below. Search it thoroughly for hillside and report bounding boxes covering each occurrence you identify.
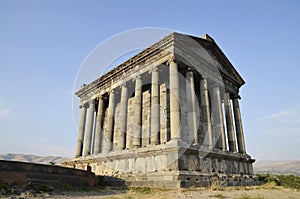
[0,153,70,165]
[254,160,300,176]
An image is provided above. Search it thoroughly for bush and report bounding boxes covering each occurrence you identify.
[277,174,300,190]
[32,184,51,193]
[256,174,300,190]
[0,182,9,195]
[256,174,279,185]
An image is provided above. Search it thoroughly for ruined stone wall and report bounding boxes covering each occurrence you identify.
[0,160,97,188]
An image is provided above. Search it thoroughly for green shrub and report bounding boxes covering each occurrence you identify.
[256,174,279,185]
[277,174,300,190]
[33,183,51,192]
[256,173,300,190]
[0,182,9,195]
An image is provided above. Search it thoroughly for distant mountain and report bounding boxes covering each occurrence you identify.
[0,153,70,165]
[254,160,300,176]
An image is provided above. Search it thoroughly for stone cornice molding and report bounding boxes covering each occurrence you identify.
[75,32,245,103]
[75,33,175,99]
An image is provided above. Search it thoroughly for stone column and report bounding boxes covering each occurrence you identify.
[211,86,227,151]
[93,96,104,154]
[186,69,198,145]
[200,79,213,148]
[151,68,160,145]
[233,97,246,154]
[103,90,116,153]
[133,75,142,147]
[75,104,87,157]
[224,92,237,153]
[119,84,128,150]
[83,99,95,156]
[169,57,181,140]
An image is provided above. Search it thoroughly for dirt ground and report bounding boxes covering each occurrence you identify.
[22,187,300,199]
[8,186,298,199]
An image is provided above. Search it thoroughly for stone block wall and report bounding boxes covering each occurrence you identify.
[0,160,97,188]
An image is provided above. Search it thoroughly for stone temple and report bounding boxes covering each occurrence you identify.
[66,32,258,188]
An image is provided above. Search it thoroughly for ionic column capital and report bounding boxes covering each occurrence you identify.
[152,65,159,71]
[89,99,96,104]
[79,103,89,109]
[167,55,177,65]
[97,95,103,100]
[232,93,241,100]
[147,66,157,74]
[108,88,115,94]
[136,74,142,79]
[187,67,195,73]
[120,81,127,88]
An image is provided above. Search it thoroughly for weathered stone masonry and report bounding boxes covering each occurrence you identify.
[66,32,258,188]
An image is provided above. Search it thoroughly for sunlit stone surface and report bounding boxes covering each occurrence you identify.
[66,32,258,188]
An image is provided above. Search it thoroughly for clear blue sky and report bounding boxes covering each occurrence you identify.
[0,0,299,161]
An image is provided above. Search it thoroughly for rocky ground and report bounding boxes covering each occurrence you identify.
[1,185,300,199]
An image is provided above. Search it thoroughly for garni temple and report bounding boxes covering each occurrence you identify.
[65,32,259,188]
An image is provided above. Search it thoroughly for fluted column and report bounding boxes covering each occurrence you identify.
[186,69,198,145]
[200,79,213,148]
[233,97,246,154]
[151,68,160,145]
[93,96,104,154]
[84,99,95,156]
[103,90,116,153]
[224,92,237,153]
[211,86,227,151]
[119,84,128,150]
[133,75,142,147]
[169,57,181,140]
[75,104,87,157]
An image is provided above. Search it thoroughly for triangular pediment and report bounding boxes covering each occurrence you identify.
[173,32,245,88]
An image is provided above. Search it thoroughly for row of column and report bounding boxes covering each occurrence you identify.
[182,68,246,154]
[75,57,246,157]
[75,58,181,157]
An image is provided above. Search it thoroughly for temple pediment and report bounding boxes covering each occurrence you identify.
[172,32,245,89]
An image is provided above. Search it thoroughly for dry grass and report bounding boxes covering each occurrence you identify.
[2,181,300,199]
[235,193,265,199]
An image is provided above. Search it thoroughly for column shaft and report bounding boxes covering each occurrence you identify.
[200,79,213,148]
[224,92,237,153]
[119,85,128,150]
[186,70,198,144]
[83,99,95,156]
[151,68,160,145]
[75,105,87,157]
[133,76,142,147]
[169,58,181,140]
[211,86,227,151]
[93,97,104,154]
[233,98,246,154]
[103,90,115,153]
